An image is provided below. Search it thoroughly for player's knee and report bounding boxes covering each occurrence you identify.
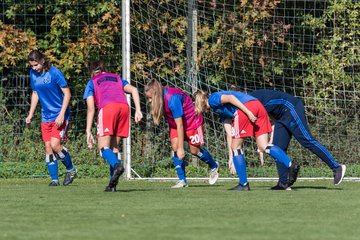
[264,144,274,154]
[232,148,244,156]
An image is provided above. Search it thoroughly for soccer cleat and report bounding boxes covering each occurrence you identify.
[288,161,300,186]
[48,181,60,187]
[104,185,116,192]
[229,182,250,191]
[209,161,219,185]
[108,164,125,189]
[333,165,346,185]
[271,182,292,191]
[63,168,78,186]
[171,180,188,188]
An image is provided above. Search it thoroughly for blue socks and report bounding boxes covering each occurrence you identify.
[232,149,248,185]
[46,154,59,181]
[173,154,186,182]
[196,147,218,170]
[55,147,74,171]
[266,145,292,167]
[101,147,120,168]
[110,152,123,180]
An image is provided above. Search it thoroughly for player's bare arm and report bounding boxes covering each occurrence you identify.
[124,84,143,123]
[26,91,39,124]
[221,94,257,122]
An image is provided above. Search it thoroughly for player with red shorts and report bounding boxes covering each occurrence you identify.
[83,61,142,192]
[195,90,298,191]
[26,50,77,187]
[145,79,219,188]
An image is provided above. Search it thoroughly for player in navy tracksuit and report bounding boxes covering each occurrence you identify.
[249,89,346,185]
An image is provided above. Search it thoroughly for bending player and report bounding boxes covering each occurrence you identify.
[250,89,346,185]
[26,50,77,186]
[145,79,219,188]
[194,89,298,190]
[83,61,143,192]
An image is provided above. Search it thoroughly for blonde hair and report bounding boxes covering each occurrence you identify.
[194,89,209,114]
[145,79,163,125]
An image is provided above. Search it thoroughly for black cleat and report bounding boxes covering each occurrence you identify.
[104,185,116,192]
[289,161,300,186]
[229,183,250,191]
[333,165,346,185]
[271,182,291,190]
[106,164,125,191]
[63,168,78,186]
[48,181,60,187]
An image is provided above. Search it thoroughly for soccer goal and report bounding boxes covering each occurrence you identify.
[125,0,359,180]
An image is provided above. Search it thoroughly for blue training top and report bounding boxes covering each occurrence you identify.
[208,91,257,121]
[249,89,301,119]
[163,88,185,119]
[29,66,71,122]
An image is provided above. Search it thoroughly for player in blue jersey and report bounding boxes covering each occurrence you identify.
[249,89,346,185]
[26,50,77,186]
[145,80,219,188]
[83,61,143,192]
[195,90,298,190]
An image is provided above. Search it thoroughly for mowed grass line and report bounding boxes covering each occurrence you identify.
[0,179,359,240]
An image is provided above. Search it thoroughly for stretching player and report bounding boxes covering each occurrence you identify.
[83,61,142,192]
[194,90,298,191]
[145,80,219,188]
[26,50,77,186]
[250,89,346,185]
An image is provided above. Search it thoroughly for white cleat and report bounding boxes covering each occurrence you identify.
[171,180,188,188]
[209,162,219,185]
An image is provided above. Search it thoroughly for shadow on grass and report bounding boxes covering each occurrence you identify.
[115,189,152,193]
[187,184,223,188]
[291,185,343,190]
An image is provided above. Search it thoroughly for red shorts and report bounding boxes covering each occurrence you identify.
[170,125,204,146]
[41,121,69,142]
[231,100,272,139]
[97,102,130,137]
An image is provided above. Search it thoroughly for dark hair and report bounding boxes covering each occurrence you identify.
[28,50,51,71]
[89,61,108,77]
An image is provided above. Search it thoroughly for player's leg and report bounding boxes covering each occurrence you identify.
[41,122,60,186]
[229,137,250,191]
[187,126,219,185]
[258,134,294,190]
[228,109,253,191]
[50,121,77,186]
[170,129,187,188]
[110,136,123,180]
[98,103,127,191]
[271,122,299,188]
[289,102,345,184]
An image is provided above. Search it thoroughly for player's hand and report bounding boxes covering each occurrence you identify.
[87,132,95,149]
[25,115,32,124]
[247,111,257,123]
[177,147,185,160]
[228,159,236,174]
[55,114,65,127]
[134,110,143,123]
[258,150,264,166]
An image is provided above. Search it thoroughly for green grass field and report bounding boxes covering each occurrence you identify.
[0,179,359,240]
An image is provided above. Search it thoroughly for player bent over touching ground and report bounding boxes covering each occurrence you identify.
[250,89,346,185]
[26,50,77,187]
[83,61,143,192]
[145,79,219,188]
[194,90,299,191]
